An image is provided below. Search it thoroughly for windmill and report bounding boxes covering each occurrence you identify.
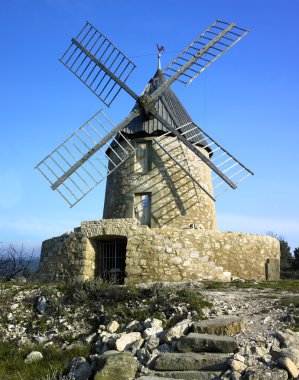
[35,19,253,209]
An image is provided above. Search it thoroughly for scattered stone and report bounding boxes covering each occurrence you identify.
[231,371,242,380]
[162,319,191,342]
[94,350,138,380]
[177,333,238,353]
[234,353,245,363]
[244,364,288,380]
[24,351,43,363]
[136,348,151,365]
[107,320,119,334]
[32,335,48,344]
[69,357,92,380]
[85,332,97,344]
[144,318,163,329]
[115,332,142,352]
[130,338,144,355]
[144,336,160,352]
[143,326,163,338]
[192,317,245,336]
[270,345,281,361]
[229,358,247,372]
[126,320,143,332]
[252,345,267,357]
[155,343,171,354]
[36,296,47,314]
[278,356,299,378]
[276,330,299,348]
[65,341,84,351]
[280,347,299,366]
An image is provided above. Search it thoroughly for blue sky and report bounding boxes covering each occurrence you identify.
[0,0,298,254]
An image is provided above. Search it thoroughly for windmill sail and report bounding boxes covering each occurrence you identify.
[59,22,137,107]
[162,19,249,86]
[153,120,253,198]
[35,110,136,207]
[36,19,253,207]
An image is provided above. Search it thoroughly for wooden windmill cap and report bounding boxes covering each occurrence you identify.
[120,69,211,154]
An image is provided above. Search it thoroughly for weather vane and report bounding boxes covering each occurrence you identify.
[156,44,165,70]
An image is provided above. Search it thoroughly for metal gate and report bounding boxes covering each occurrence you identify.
[94,238,127,284]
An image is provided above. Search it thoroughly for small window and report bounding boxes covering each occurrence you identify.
[134,193,151,227]
[135,142,151,174]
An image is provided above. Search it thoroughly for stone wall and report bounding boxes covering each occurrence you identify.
[103,136,216,230]
[37,219,280,283]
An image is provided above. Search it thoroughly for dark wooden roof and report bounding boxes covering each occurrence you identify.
[111,69,210,153]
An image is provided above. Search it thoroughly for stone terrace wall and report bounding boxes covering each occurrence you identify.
[183,229,280,281]
[37,219,280,283]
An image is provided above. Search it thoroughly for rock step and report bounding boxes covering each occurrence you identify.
[152,371,222,379]
[177,333,238,354]
[153,352,231,371]
[192,317,245,336]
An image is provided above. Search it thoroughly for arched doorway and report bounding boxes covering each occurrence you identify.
[92,236,127,284]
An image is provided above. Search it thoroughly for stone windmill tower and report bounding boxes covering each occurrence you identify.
[36,20,280,284]
[103,65,216,231]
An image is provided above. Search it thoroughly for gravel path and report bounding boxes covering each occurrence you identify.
[202,287,298,343]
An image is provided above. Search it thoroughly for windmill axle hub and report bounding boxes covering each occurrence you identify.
[137,94,156,119]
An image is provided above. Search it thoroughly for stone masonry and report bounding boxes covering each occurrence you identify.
[37,219,280,283]
[103,135,216,230]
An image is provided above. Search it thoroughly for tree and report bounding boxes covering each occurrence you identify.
[0,244,34,281]
[293,247,299,269]
[280,239,293,270]
[266,232,293,270]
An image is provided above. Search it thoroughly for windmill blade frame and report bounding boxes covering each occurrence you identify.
[161,19,249,87]
[59,21,138,107]
[36,19,253,207]
[35,110,138,207]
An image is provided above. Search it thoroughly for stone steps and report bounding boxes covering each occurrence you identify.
[177,333,238,354]
[147,317,245,380]
[152,371,222,379]
[192,317,245,337]
[153,352,231,371]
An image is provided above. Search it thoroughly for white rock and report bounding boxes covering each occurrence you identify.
[144,336,160,351]
[280,347,299,366]
[126,320,140,330]
[107,320,119,333]
[234,353,245,363]
[162,318,191,342]
[144,318,163,329]
[24,351,43,363]
[85,332,97,343]
[229,359,247,372]
[278,356,299,378]
[115,332,142,351]
[252,345,267,357]
[143,327,163,338]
